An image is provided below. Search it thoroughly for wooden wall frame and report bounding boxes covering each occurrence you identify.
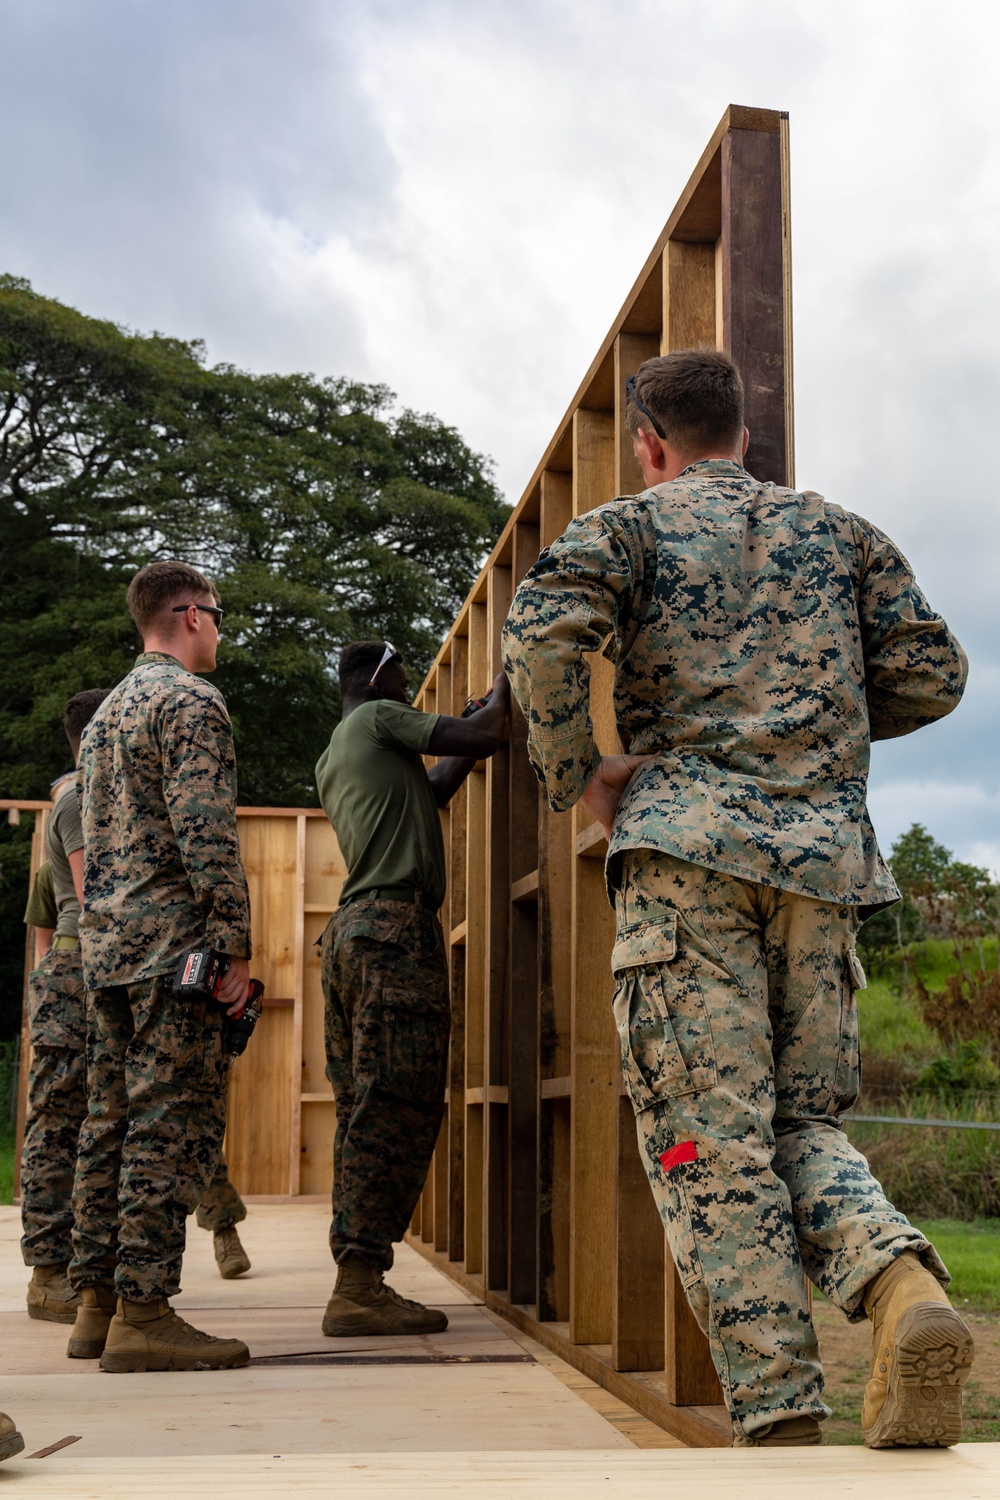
[404,103,794,1448]
[9,801,346,1200]
[6,99,792,1452]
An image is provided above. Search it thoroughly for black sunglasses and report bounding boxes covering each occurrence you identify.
[625,375,666,440]
[172,603,224,630]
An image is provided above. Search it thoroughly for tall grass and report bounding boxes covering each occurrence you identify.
[852,942,999,1219]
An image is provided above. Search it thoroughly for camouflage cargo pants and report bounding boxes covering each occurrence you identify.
[321,895,450,1271]
[612,850,946,1443]
[193,1148,246,1232]
[69,975,228,1301]
[20,948,87,1266]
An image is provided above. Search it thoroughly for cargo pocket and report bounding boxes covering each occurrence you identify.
[611,913,717,1112]
[379,987,450,1105]
[27,953,86,1050]
[833,944,865,1111]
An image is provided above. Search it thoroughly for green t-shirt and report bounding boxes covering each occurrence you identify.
[24,861,57,930]
[316,701,445,910]
[47,775,84,939]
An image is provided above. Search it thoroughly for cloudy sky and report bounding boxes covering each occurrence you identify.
[3,0,998,869]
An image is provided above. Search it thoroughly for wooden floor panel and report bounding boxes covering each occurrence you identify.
[3,1202,995,1494]
[8,1446,999,1498]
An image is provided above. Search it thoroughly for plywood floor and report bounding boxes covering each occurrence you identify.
[1,1201,997,1496]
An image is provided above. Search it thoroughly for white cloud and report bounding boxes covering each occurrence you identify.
[1,0,998,856]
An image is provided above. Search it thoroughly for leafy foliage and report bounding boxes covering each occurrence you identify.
[0,275,510,808]
[0,277,510,1034]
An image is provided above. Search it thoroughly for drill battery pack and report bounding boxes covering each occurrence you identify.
[173,947,265,1063]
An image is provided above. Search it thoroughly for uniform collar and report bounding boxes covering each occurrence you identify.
[135,651,183,668]
[676,459,749,479]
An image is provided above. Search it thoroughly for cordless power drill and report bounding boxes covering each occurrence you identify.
[174,948,265,1066]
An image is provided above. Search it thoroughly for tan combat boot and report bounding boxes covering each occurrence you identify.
[322,1258,448,1336]
[862,1250,975,1448]
[26,1263,80,1324]
[67,1285,117,1359]
[0,1412,25,1462]
[740,1415,823,1446]
[99,1297,250,1372]
[214,1225,251,1279]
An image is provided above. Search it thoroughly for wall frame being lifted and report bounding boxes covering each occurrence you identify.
[404,103,794,1448]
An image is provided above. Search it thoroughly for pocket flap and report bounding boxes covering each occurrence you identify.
[611,912,678,975]
[338,911,403,945]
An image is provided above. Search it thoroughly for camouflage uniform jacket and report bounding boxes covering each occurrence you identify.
[502,460,967,909]
[78,651,251,987]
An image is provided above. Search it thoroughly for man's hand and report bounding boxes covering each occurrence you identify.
[217,956,251,1016]
[581,754,656,840]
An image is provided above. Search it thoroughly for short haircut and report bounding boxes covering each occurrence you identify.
[339,640,403,698]
[126,560,220,636]
[625,348,745,455]
[63,688,112,751]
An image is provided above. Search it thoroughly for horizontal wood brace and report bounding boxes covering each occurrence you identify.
[450,920,468,946]
[540,1076,572,1100]
[465,1086,509,1106]
[303,902,335,913]
[300,1093,335,1104]
[262,996,295,1008]
[576,823,608,859]
[510,869,540,902]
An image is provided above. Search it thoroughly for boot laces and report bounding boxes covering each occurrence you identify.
[379,1282,429,1313]
[150,1308,223,1346]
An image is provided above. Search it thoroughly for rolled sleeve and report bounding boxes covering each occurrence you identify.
[162,695,252,959]
[502,507,639,811]
[857,520,968,740]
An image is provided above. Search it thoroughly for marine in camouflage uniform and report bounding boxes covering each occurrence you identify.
[20,784,87,1316]
[316,641,507,1336]
[73,646,250,1308]
[22,693,111,1323]
[502,350,971,1446]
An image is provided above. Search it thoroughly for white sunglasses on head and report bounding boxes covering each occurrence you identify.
[368,641,398,688]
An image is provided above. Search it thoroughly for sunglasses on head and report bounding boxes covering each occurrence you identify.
[368,641,398,687]
[625,375,666,440]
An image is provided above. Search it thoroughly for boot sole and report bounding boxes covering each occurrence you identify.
[68,1338,108,1359]
[218,1261,251,1279]
[322,1314,449,1336]
[27,1303,78,1325]
[864,1302,975,1448]
[100,1349,251,1373]
[0,1431,25,1462]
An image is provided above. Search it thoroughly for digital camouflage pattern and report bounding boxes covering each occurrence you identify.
[77,652,251,988]
[614,849,946,1440]
[20,947,87,1265]
[321,895,450,1270]
[70,976,229,1301]
[502,461,967,908]
[194,1150,246,1232]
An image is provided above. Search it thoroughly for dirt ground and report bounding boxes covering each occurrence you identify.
[814,1298,1000,1443]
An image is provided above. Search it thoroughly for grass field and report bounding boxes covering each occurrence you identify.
[0,1134,12,1206]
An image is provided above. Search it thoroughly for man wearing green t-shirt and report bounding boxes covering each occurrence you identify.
[316,640,508,1336]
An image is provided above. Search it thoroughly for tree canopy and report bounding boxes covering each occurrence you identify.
[0,275,509,1037]
[0,274,509,806]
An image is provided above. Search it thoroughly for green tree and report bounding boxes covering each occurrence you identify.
[0,275,509,807]
[0,276,510,1031]
[858,823,953,979]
